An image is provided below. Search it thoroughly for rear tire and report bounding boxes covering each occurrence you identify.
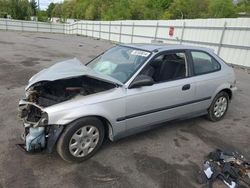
[207,91,229,122]
[57,117,105,163]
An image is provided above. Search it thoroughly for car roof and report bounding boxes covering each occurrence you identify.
[120,43,214,53]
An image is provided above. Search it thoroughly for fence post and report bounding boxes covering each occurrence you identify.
[86,22,88,36]
[131,22,135,43]
[108,21,111,41]
[92,22,94,38]
[76,22,78,34]
[50,22,52,33]
[37,21,39,32]
[21,21,23,32]
[180,21,185,44]
[218,21,227,56]
[5,19,8,31]
[119,22,122,43]
[154,21,159,40]
[81,22,83,35]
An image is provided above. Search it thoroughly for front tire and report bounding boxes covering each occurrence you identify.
[57,117,105,163]
[207,91,229,122]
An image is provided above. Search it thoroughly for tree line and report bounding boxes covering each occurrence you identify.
[0,0,250,22]
[0,0,37,20]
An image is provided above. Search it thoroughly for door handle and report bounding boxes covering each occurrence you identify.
[182,84,191,91]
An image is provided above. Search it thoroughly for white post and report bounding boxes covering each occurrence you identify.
[154,22,159,40]
[131,22,135,43]
[108,21,111,41]
[180,21,186,44]
[119,22,122,43]
[99,21,101,39]
[218,21,227,56]
[5,19,8,31]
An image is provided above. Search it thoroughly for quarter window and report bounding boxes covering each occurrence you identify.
[191,51,220,75]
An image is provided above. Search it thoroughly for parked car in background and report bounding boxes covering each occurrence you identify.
[18,44,236,162]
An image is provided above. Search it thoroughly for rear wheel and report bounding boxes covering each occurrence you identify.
[207,91,229,122]
[57,117,104,163]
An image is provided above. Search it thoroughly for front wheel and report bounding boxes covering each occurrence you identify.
[57,117,105,163]
[207,91,229,122]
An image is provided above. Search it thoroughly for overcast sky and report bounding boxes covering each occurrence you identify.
[39,0,63,10]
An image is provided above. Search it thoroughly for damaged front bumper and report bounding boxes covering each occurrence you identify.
[18,99,64,153]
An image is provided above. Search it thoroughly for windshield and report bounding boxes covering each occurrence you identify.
[86,46,151,83]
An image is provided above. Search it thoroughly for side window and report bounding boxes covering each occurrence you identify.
[140,52,187,83]
[191,51,220,75]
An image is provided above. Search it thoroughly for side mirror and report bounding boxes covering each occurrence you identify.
[129,75,155,89]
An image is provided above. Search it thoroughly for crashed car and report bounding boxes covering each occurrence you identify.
[18,44,236,162]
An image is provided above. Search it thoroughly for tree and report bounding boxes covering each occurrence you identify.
[0,0,9,18]
[62,0,76,19]
[52,3,63,18]
[236,0,250,14]
[37,10,48,22]
[102,0,131,20]
[9,0,32,20]
[208,0,237,18]
[30,0,38,16]
[168,0,209,19]
[47,2,55,19]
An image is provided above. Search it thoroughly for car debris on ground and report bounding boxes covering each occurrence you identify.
[198,149,250,188]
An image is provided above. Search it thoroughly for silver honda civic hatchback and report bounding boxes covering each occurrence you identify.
[18,44,236,162]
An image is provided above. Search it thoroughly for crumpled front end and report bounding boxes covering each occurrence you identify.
[18,97,63,153]
[18,72,116,153]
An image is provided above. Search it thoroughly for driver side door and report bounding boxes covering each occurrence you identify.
[122,50,196,133]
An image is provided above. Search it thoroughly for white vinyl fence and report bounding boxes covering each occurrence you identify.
[1,18,250,68]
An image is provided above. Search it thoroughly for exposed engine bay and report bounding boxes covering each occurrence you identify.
[27,76,115,107]
[18,75,116,153]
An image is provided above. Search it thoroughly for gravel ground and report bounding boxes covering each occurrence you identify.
[0,31,249,188]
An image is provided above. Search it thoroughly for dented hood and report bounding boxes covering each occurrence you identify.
[26,58,123,90]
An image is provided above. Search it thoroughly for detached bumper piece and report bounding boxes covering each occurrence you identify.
[198,149,250,188]
[16,143,44,154]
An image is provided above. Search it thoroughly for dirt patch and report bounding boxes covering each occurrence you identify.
[0,40,14,45]
[181,123,245,156]
[19,57,40,67]
[134,153,199,188]
[0,65,36,88]
[1,139,40,188]
[173,138,181,147]
[36,36,53,40]
[61,160,132,188]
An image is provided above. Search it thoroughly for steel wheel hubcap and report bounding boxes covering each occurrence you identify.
[213,96,228,118]
[69,125,99,157]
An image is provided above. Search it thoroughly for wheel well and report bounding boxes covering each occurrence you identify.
[91,116,113,141]
[220,88,232,100]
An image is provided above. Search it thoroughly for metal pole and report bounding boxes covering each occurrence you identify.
[99,21,101,39]
[50,22,52,33]
[5,19,8,31]
[108,21,111,41]
[119,22,122,43]
[76,22,78,34]
[154,22,159,40]
[218,21,227,56]
[21,21,23,32]
[37,21,39,32]
[92,22,94,38]
[180,21,186,44]
[131,22,135,43]
[86,22,88,36]
[81,22,83,35]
